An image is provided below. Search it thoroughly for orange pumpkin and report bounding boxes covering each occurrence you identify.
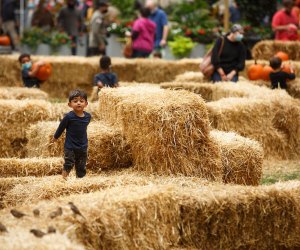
[247,62,264,80]
[0,35,11,46]
[32,62,52,81]
[275,51,289,61]
[261,65,274,81]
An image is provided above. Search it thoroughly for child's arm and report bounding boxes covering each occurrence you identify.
[52,115,69,142]
[28,61,45,77]
[113,74,119,88]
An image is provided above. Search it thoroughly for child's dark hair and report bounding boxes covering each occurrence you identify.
[140,7,151,18]
[270,56,282,70]
[153,51,162,58]
[18,53,31,63]
[68,89,88,102]
[100,56,111,70]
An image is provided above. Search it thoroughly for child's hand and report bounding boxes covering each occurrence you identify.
[36,61,45,67]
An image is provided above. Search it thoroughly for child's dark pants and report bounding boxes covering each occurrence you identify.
[63,148,87,178]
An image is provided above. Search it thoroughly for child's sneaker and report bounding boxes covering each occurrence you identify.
[62,170,69,180]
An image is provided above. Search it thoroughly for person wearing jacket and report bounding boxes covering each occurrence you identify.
[211,24,246,83]
[88,0,109,56]
[131,7,156,58]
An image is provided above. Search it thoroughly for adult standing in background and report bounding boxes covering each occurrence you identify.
[88,0,109,56]
[57,0,84,55]
[145,0,169,54]
[272,0,299,41]
[131,7,156,58]
[31,0,55,31]
[0,0,19,51]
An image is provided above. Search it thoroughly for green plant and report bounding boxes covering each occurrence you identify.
[21,27,51,50]
[110,0,135,18]
[168,36,195,58]
[50,32,71,51]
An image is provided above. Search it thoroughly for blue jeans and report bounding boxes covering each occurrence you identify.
[211,71,238,83]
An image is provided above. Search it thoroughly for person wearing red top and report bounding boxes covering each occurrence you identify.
[272,0,299,41]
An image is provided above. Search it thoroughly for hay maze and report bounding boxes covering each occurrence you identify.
[0,55,300,249]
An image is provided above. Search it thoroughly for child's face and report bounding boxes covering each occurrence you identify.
[21,56,31,64]
[68,96,88,113]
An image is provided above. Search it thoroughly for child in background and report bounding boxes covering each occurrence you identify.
[52,89,91,179]
[18,53,44,88]
[269,56,295,89]
[91,56,118,101]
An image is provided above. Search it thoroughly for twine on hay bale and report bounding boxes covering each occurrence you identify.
[0,100,52,157]
[251,40,300,61]
[0,157,63,178]
[211,130,263,185]
[0,182,300,249]
[0,87,48,100]
[26,121,132,170]
[99,86,222,180]
[207,95,300,160]
[174,71,204,83]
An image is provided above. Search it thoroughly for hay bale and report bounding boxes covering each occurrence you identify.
[252,40,300,61]
[174,71,204,83]
[161,81,290,102]
[211,130,263,185]
[1,171,209,208]
[0,55,202,98]
[0,87,48,100]
[0,157,63,177]
[26,121,132,170]
[0,182,300,249]
[99,87,222,180]
[287,80,300,99]
[0,100,52,157]
[207,96,300,159]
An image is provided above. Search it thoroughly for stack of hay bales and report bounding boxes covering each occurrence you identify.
[0,157,63,177]
[26,121,132,170]
[99,86,222,180]
[0,172,209,208]
[207,96,300,159]
[0,182,300,249]
[0,100,52,157]
[210,130,263,185]
[251,40,300,60]
[0,55,201,97]
[0,87,48,100]
[161,81,289,102]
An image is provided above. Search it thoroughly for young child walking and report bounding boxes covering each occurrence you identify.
[52,89,91,179]
[91,56,119,101]
[18,53,44,88]
[269,56,295,89]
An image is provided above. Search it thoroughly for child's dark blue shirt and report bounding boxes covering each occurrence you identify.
[94,72,118,88]
[54,111,91,150]
[22,68,41,88]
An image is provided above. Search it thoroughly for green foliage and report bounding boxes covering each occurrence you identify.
[21,28,71,51]
[21,28,50,50]
[50,32,72,50]
[167,0,218,44]
[110,0,135,18]
[168,36,195,58]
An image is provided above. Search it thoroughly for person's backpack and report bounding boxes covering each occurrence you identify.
[200,37,224,78]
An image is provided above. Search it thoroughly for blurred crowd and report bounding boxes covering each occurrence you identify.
[1,0,300,56]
